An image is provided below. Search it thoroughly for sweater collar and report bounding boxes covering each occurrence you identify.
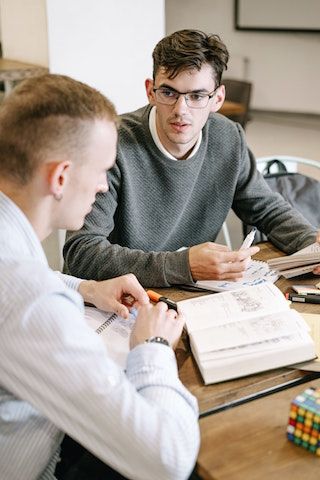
[148,106,202,161]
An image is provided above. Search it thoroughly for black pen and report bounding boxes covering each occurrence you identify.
[288,293,320,304]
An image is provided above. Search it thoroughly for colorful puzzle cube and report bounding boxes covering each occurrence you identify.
[287,387,320,455]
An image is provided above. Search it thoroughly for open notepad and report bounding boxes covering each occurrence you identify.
[85,307,136,369]
[177,282,316,385]
[194,259,279,292]
[267,242,320,278]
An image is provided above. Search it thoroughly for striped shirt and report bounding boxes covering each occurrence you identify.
[0,191,200,480]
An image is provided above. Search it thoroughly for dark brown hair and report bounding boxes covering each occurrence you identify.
[152,29,229,86]
[0,74,118,184]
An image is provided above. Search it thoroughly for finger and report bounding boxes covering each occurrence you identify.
[121,274,149,306]
[216,260,249,274]
[166,309,178,321]
[121,294,135,307]
[249,246,260,255]
[156,301,171,313]
[211,270,245,280]
[313,266,320,275]
[109,300,130,319]
[208,242,231,252]
[220,246,259,263]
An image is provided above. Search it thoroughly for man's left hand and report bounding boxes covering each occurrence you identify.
[79,274,149,318]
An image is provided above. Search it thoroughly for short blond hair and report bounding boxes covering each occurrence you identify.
[0,74,118,184]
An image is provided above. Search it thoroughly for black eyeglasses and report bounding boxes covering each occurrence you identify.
[153,85,219,109]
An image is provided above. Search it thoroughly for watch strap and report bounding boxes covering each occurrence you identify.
[145,336,170,347]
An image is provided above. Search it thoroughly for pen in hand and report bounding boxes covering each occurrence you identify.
[240,227,257,250]
[146,290,178,312]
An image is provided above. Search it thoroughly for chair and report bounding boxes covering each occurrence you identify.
[222,78,252,129]
[243,155,320,243]
[256,155,320,174]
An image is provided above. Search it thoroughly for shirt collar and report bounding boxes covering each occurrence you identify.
[0,191,48,265]
[149,106,202,160]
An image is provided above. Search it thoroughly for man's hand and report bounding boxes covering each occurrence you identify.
[130,302,184,350]
[79,274,149,318]
[189,242,260,281]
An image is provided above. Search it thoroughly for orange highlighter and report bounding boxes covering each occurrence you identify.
[146,290,178,312]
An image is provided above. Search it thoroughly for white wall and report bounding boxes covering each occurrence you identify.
[0,0,165,269]
[0,0,48,65]
[166,0,320,114]
[46,0,165,114]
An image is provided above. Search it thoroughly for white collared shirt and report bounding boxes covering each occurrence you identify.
[149,106,202,160]
[0,191,199,480]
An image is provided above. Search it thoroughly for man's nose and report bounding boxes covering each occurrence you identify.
[172,94,189,114]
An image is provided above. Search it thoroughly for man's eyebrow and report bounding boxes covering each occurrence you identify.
[158,84,210,94]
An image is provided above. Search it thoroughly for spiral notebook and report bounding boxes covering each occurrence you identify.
[85,307,136,369]
[194,260,279,293]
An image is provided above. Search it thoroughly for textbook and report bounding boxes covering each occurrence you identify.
[85,306,136,369]
[177,282,316,385]
[267,242,320,279]
[194,259,279,292]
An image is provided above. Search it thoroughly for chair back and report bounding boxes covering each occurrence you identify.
[243,156,320,243]
[222,78,252,128]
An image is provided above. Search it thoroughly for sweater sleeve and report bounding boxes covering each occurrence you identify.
[63,163,194,287]
[232,124,317,254]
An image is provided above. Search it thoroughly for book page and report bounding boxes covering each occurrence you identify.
[85,307,135,369]
[281,263,320,279]
[190,309,309,355]
[267,242,320,274]
[195,260,278,292]
[198,331,313,363]
[178,282,289,333]
[296,242,320,254]
[199,331,310,364]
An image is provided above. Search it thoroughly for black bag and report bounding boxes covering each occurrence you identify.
[243,159,320,243]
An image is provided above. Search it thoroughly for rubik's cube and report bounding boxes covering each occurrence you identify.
[287,387,320,455]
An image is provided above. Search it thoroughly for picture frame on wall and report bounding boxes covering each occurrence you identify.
[235,0,320,33]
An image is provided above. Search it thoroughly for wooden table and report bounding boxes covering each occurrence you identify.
[161,242,320,479]
[198,379,320,480]
[0,58,48,96]
[219,100,245,116]
[157,242,320,417]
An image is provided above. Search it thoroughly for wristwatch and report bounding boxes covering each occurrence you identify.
[145,336,170,347]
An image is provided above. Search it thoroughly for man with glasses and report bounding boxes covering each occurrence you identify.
[64,29,317,287]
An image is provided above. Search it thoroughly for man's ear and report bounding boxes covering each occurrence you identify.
[145,78,156,106]
[45,160,72,199]
[210,84,226,113]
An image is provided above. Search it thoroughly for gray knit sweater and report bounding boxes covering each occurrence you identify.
[64,105,316,286]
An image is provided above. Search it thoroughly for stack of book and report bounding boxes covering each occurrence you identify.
[267,242,320,279]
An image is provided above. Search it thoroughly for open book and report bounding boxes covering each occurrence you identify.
[177,282,316,385]
[194,259,279,292]
[267,242,320,279]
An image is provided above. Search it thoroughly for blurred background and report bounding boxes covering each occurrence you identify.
[0,0,319,267]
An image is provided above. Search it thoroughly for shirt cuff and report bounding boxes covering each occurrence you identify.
[55,271,83,291]
[126,342,179,385]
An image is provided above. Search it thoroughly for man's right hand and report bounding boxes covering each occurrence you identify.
[130,302,184,350]
[189,242,260,281]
